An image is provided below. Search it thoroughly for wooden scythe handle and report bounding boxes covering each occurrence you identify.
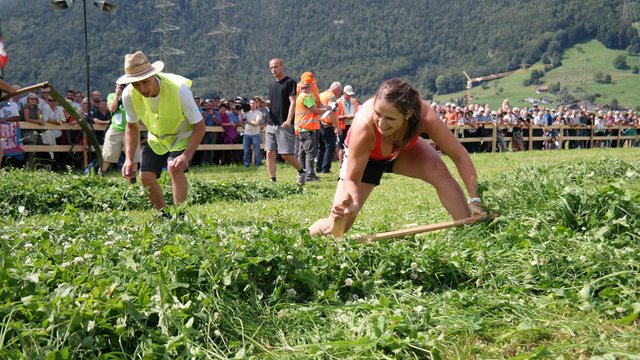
[357,214,488,242]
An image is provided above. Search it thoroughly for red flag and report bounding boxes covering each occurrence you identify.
[0,35,9,68]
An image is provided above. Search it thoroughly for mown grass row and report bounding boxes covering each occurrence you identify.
[0,156,638,359]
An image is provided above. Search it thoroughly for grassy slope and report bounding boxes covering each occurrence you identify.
[434,40,640,109]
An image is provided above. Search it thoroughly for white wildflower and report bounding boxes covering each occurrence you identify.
[286,255,293,261]
[477,255,485,263]
[316,255,324,261]
[344,278,353,286]
[363,270,370,276]
[104,241,114,247]
[61,262,71,269]
[73,256,84,264]
[214,330,222,337]
[411,262,418,270]
[154,250,161,257]
[24,243,34,251]
[286,288,297,298]
[579,255,587,262]
[340,263,348,269]
[18,206,25,214]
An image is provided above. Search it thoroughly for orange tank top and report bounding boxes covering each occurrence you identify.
[345,121,419,161]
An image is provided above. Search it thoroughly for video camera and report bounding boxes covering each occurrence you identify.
[235,96,251,112]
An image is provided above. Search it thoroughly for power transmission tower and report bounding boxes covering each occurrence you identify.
[208,0,241,96]
[150,0,185,59]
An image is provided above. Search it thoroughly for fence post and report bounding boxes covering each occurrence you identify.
[558,123,564,150]
[617,123,623,148]
[491,123,497,153]
[528,122,533,150]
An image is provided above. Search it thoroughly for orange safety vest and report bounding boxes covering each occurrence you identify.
[295,92,320,131]
[319,89,338,126]
[337,97,359,129]
[296,82,321,107]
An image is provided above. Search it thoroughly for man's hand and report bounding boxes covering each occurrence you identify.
[122,159,137,181]
[282,119,292,129]
[169,153,190,172]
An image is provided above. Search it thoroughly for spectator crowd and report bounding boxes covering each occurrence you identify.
[1,79,639,172]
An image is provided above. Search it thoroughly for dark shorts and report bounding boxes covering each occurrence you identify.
[337,125,351,149]
[338,147,395,186]
[140,145,187,178]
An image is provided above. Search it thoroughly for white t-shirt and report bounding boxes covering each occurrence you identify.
[243,110,262,136]
[42,105,65,139]
[0,101,20,119]
[122,77,202,126]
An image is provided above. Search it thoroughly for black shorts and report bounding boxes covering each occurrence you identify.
[140,145,187,178]
[339,147,395,186]
[361,158,395,186]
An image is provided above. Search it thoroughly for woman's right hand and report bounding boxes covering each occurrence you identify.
[330,193,354,219]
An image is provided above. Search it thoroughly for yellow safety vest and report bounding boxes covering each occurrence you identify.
[130,73,193,155]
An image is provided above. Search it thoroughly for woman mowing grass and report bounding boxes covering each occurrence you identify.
[310,78,486,237]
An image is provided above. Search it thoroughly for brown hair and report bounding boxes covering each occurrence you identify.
[374,78,422,149]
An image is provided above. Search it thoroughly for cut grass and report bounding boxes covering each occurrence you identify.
[1,147,639,359]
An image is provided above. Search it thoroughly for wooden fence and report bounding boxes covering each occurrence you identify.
[6,121,639,168]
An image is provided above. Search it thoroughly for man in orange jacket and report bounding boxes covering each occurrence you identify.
[316,82,343,174]
[296,76,327,182]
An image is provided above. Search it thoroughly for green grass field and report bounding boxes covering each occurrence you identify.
[1,148,639,359]
[434,40,640,110]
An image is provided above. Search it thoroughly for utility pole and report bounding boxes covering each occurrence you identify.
[208,0,241,97]
[150,0,184,59]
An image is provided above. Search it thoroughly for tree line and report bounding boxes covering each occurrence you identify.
[0,0,638,99]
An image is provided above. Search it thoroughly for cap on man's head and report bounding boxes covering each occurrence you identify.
[301,71,315,82]
[116,51,164,85]
[343,85,355,95]
[300,73,315,85]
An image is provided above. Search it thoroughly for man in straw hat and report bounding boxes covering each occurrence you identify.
[117,50,205,212]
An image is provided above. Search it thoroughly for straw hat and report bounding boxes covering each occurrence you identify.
[116,51,164,84]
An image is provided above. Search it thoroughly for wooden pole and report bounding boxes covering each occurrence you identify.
[357,214,486,242]
[491,123,497,153]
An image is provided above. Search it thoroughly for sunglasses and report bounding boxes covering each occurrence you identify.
[48,99,56,102]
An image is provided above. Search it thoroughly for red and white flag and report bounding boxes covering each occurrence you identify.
[0,35,9,68]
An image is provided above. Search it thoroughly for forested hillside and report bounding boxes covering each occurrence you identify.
[0,0,638,99]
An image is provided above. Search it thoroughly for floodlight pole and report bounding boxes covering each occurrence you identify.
[82,0,90,103]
